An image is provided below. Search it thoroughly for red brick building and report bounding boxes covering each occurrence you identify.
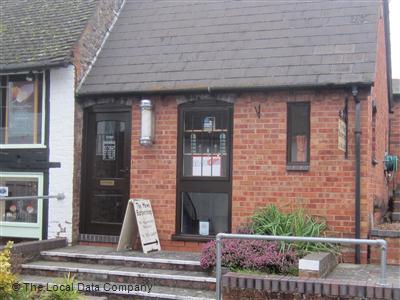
[76,0,395,263]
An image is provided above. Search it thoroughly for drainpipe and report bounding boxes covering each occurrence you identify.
[353,86,361,264]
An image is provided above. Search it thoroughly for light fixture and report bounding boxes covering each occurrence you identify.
[139,99,155,146]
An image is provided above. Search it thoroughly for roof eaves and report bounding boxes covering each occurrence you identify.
[0,57,72,73]
[77,80,374,100]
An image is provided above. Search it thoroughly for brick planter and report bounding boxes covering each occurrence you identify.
[222,272,400,300]
[370,229,400,265]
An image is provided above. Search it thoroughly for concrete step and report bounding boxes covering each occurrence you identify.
[21,261,216,291]
[40,246,203,272]
[392,212,400,221]
[393,201,400,210]
[20,275,215,300]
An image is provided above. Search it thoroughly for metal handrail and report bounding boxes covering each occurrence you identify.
[0,193,65,201]
[215,233,388,300]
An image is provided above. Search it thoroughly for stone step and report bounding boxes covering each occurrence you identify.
[41,246,203,272]
[393,201,400,210]
[20,275,215,300]
[21,261,216,291]
[392,212,400,221]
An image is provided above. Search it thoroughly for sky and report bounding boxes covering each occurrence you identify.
[390,0,399,78]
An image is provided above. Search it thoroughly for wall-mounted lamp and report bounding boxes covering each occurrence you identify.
[139,99,155,146]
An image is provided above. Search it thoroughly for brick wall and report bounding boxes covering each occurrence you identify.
[231,89,375,262]
[129,97,204,252]
[71,0,123,243]
[73,0,124,85]
[370,230,400,265]
[367,4,391,226]
[123,86,389,259]
[390,96,400,182]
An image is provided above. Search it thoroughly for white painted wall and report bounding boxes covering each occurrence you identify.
[48,65,75,242]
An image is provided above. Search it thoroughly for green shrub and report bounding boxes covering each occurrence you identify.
[250,204,339,255]
[0,241,16,298]
[40,273,82,300]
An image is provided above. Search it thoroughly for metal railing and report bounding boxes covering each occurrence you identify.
[0,193,65,201]
[215,233,388,300]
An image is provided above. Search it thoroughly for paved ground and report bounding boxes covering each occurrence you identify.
[327,264,400,287]
[47,245,399,288]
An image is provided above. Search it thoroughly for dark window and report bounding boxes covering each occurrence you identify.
[287,102,310,168]
[176,101,233,238]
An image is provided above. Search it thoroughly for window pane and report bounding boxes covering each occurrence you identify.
[181,192,229,235]
[95,120,126,177]
[0,177,39,223]
[288,103,309,163]
[183,110,229,177]
[0,74,43,144]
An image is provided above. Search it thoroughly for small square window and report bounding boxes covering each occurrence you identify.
[287,102,310,168]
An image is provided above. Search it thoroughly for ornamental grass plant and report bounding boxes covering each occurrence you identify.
[200,204,339,275]
[250,205,340,255]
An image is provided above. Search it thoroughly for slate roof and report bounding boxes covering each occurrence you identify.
[79,0,381,95]
[0,0,97,71]
[394,79,400,95]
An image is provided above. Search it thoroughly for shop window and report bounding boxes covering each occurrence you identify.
[0,73,45,146]
[176,101,233,239]
[182,110,229,177]
[287,102,310,169]
[0,173,43,239]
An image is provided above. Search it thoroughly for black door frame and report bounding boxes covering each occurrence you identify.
[174,100,233,241]
[79,104,131,236]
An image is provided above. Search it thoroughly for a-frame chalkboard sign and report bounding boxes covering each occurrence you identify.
[117,199,161,253]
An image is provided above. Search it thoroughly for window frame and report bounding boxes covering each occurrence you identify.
[0,72,46,149]
[286,102,311,170]
[175,100,233,240]
[0,172,44,239]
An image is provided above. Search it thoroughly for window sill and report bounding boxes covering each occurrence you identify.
[171,233,215,242]
[286,164,309,171]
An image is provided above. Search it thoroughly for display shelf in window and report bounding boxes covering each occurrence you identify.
[0,172,43,239]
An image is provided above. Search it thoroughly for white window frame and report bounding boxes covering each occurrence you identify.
[0,172,44,239]
[0,71,46,149]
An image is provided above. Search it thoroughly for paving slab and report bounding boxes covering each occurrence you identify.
[20,275,215,300]
[327,264,400,287]
[42,245,201,264]
[22,260,215,283]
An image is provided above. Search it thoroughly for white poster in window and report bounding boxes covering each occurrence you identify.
[192,156,221,176]
[199,221,210,235]
[102,139,116,161]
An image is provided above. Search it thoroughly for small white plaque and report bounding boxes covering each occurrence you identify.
[0,186,8,197]
[199,221,210,236]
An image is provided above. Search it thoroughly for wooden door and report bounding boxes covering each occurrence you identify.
[81,108,131,235]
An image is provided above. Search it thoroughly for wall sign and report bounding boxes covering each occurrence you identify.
[338,118,347,152]
[117,199,161,253]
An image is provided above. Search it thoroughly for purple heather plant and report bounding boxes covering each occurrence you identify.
[200,239,298,275]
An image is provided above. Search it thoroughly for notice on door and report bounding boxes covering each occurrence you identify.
[117,199,161,253]
[103,136,116,161]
